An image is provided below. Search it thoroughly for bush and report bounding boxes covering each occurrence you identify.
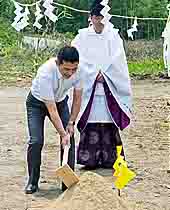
[0,18,22,48]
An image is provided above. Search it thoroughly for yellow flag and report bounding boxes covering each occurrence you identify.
[113,146,136,189]
[114,164,136,189]
[113,156,126,177]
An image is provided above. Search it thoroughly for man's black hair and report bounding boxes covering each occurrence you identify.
[90,0,104,17]
[57,46,79,65]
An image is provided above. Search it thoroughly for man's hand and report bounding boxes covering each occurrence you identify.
[61,133,70,148]
[66,124,74,137]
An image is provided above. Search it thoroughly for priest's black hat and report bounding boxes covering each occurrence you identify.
[90,0,104,16]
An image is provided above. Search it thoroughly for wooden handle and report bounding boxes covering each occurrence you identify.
[62,145,70,166]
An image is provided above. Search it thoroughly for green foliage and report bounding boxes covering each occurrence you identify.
[0,0,167,85]
[0,0,169,39]
[0,18,21,48]
[0,0,14,19]
[55,0,89,34]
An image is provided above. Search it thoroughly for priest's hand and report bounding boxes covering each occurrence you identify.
[97,72,104,82]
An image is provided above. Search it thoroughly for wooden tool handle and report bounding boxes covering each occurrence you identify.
[62,145,70,166]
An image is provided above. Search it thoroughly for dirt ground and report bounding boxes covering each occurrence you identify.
[0,79,170,210]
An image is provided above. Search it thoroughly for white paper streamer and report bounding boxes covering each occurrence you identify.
[100,0,112,25]
[11,3,30,31]
[100,0,109,5]
[33,3,43,29]
[166,4,170,76]
[11,2,23,31]
[19,7,30,30]
[100,5,110,16]
[127,17,138,40]
[162,4,170,76]
[43,0,58,22]
[167,3,170,11]
[101,13,112,25]
[162,30,168,69]
[88,16,93,26]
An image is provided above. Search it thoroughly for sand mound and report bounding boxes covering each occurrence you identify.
[42,172,137,210]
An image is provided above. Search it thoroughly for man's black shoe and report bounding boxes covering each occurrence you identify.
[25,183,38,194]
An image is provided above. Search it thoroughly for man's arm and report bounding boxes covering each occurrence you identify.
[66,88,82,136]
[69,88,82,123]
[45,101,67,138]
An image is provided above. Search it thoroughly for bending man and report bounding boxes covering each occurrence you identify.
[25,46,82,194]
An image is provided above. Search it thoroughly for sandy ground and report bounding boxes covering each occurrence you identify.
[0,80,170,210]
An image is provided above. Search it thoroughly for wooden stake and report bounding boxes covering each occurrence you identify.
[118,189,121,196]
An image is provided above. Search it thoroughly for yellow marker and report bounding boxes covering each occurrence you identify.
[114,165,136,189]
[113,156,126,177]
[113,145,125,176]
[113,146,136,189]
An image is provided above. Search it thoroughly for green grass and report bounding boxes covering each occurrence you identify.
[128,58,164,76]
[0,47,165,86]
[0,46,52,85]
[0,18,165,85]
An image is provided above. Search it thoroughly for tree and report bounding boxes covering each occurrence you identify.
[0,0,169,39]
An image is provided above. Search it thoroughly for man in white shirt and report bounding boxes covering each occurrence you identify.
[25,46,82,194]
